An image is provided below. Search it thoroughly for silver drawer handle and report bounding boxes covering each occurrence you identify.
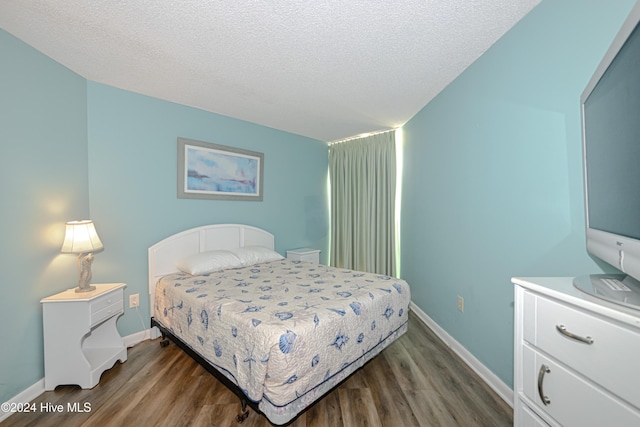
[556,324,594,345]
[538,364,551,406]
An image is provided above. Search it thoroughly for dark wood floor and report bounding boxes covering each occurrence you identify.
[3,312,512,426]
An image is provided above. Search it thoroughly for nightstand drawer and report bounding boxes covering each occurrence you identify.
[90,288,124,326]
[91,299,123,326]
[91,289,123,313]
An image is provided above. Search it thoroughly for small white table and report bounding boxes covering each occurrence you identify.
[286,247,321,263]
[41,283,127,390]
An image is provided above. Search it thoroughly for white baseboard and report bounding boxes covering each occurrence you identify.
[0,379,45,422]
[409,301,514,407]
[0,328,153,423]
[123,328,152,348]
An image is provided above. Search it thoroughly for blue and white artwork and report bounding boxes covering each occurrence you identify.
[187,147,259,194]
[178,138,263,200]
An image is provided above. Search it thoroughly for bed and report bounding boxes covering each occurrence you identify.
[148,224,411,425]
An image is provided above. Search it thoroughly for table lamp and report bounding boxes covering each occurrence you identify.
[61,220,104,293]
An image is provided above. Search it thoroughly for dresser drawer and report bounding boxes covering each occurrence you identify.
[522,345,640,426]
[523,291,640,409]
[90,289,124,326]
[518,400,558,427]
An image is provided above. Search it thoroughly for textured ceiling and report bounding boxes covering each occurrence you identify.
[0,0,540,142]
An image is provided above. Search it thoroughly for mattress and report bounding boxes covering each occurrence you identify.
[153,259,410,424]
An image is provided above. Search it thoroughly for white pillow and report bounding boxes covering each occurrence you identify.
[231,245,284,266]
[176,250,242,275]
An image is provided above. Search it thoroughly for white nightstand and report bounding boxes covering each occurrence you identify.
[41,283,127,390]
[286,248,321,263]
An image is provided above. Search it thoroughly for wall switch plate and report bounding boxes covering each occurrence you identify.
[457,295,464,312]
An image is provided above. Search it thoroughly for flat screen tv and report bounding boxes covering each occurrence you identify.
[577,1,640,310]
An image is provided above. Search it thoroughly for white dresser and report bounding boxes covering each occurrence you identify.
[41,283,127,390]
[512,277,640,426]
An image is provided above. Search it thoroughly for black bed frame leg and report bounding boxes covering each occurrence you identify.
[159,333,170,347]
[236,399,249,423]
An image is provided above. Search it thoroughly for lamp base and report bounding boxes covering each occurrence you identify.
[75,252,96,293]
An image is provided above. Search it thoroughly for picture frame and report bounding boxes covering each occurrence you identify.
[177,137,264,201]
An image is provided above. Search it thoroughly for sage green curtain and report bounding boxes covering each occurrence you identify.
[329,131,396,276]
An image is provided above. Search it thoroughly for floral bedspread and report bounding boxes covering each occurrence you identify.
[154,259,410,423]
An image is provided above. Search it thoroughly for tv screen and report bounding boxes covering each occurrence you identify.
[583,20,640,241]
[580,1,640,292]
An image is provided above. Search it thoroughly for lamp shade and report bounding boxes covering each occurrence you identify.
[61,220,104,254]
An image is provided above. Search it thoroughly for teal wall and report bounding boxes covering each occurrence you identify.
[0,31,328,403]
[86,82,329,336]
[401,0,636,388]
[0,30,89,403]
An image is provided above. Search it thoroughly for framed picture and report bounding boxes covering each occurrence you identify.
[177,137,264,201]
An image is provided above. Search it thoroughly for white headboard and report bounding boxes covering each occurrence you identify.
[148,224,275,318]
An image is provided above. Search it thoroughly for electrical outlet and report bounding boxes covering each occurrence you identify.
[129,293,139,308]
[457,295,464,312]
